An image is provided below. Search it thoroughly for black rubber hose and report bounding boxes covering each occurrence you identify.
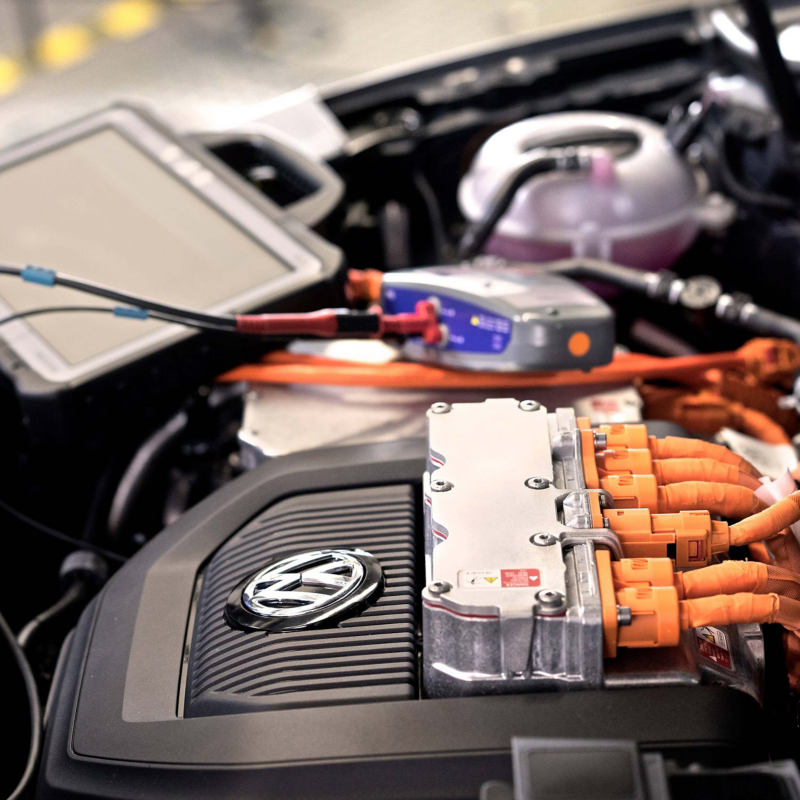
[16,581,91,653]
[740,0,800,140]
[457,149,590,260]
[0,609,41,800]
[107,409,189,540]
[543,257,665,294]
[704,122,797,214]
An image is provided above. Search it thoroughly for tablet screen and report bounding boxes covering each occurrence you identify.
[0,128,291,365]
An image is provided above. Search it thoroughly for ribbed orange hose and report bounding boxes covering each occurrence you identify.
[657,482,767,519]
[652,458,762,490]
[775,596,800,630]
[764,566,800,601]
[769,530,800,574]
[675,561,769,599]
[679,592,779,629]
[648,437,762,478]
[729,493,800,545]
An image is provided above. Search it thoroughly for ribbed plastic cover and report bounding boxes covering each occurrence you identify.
[184,484,418,717]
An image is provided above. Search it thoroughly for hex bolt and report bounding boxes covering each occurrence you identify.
[536,589,566,612]
[431,479,453,492]
[531,533,557,547]
[617,606,633,626]
[428,581,452,596]
[430,402,451,414]
[518,400,541,412]
[593,431,608,451]
[525,476,550,490]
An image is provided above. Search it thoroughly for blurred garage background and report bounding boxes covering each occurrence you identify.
[0,0,690,147]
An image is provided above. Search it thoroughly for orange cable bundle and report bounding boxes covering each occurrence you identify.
[675,561,769,599]
[640,386,791,444]
[648,437,762,476]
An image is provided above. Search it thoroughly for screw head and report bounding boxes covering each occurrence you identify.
[428,581,452,596]
[430,402,451,414]
[531,533,557,546]
[536,589,566,614]
[525,476,550,490]
[617,606,633,626]
[431,479,453,492]
[593,431,608,451]
[518,400,541,412]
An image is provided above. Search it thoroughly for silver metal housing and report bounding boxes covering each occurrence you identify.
[422,398,764,702]
[422,398,613,696]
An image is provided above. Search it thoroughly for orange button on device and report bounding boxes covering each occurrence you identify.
[568,331,591,357]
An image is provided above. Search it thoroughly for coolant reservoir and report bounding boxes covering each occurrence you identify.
[458,111,714,271]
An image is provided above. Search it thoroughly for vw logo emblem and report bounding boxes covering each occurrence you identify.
[224,549,383,632]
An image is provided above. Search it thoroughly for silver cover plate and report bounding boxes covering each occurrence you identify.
[422,398,609,696]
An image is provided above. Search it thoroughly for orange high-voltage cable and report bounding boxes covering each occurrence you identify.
[679,592,800,631]
[674,561,800,601]
[217,349,749,389]
[728,492,800,544]
[596,450,762,489]
[598,478,766,518]
[651,458,762,489]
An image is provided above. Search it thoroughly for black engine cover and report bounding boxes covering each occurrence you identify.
[38,439,768,800]
[186,485,418,716]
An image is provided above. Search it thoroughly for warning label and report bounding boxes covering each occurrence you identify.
[696,626,733,670]
[460,569,540,588]
[501,569,541,587]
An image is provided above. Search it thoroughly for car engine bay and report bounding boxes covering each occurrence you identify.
[9,2,800,799]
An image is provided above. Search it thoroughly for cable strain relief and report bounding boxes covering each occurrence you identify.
[21,265,56,286]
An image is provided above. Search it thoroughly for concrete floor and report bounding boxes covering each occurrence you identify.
[0,0,690,147]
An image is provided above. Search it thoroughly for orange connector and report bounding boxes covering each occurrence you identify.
[611,556,800,601]
[595,448,653,477]
[599,473,659,510]
[596,549,681,658]
[604,508,730,568]
[576,419,650,451]
[577,421,762,478]
[600,478,766,519]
